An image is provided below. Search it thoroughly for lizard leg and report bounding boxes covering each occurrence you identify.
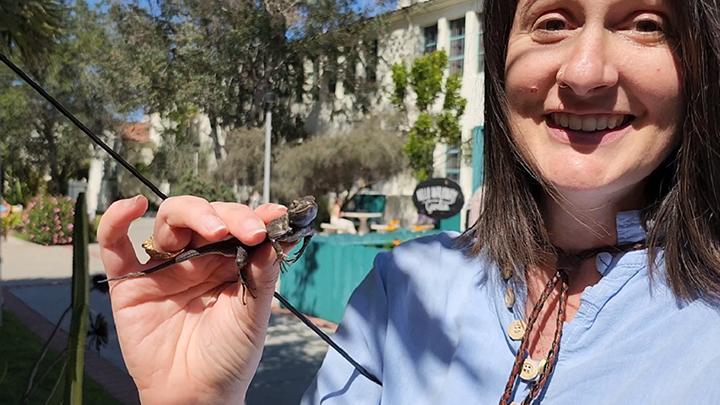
[271,240,290,273]
[235,247,256,305]
[288,234,314,264]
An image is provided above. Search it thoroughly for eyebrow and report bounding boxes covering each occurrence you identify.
[519,0,542,17]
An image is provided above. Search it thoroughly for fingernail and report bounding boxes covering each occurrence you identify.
[203,215,228,234]
[241,218,267,237]
[270,204,287,213]
[124,195,141,207]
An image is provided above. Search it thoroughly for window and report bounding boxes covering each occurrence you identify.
[424,25,438,54]
[446,144,461,183]
[343,58,357,95]
[478,14,485,71]
[449,18,466,74]
[366,39,378,84]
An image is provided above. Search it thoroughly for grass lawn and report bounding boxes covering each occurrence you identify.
[0,310,121,404]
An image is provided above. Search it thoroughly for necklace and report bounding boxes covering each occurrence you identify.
[499,242,648,405]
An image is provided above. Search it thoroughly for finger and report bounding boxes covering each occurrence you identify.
[97,196,148,279]
[210,202,274,246]
[153,196,230,253]
[236,241,283,323]
[254,203,287,224]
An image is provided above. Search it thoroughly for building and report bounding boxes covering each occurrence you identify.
[301,0,485,230]
[88,0,485,230]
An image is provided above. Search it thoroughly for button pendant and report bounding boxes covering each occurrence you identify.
[520,358,539,380]
[504,285,515,308]
[507,320,527,340]
[538,359,547,376]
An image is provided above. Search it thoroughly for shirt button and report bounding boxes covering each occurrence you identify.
[596,252,613,274]
[507,320,527,340]
[520,358,539,380]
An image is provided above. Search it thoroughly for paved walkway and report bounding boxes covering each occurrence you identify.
[1,218,333,405]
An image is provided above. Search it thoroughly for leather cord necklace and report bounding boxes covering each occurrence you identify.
[499,241,648,405]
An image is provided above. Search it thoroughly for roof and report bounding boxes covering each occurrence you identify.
[120,122,151,142]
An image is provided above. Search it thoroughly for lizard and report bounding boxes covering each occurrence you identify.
[100,196,318,303]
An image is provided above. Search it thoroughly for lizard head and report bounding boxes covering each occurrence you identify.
[288,196,318,228]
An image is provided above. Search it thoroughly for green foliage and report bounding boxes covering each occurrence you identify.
[65,194,89,404]
[273,116,406,201]
[1,211,22,237]
[107,0,391,141]
[172,171,236,203]
[1,0,124,197]
[391,50,467,180]
[17,195,75,246]
[0,0,66,65]
[0,310,120,404]
[403,114,436,181]
[390,62,408,110]
[409,51,448,112]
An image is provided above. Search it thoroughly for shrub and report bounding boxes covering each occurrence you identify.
[172,171,236,203]
[17,195,75,246]
[1,212,22,238]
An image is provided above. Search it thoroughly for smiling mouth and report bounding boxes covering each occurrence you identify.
[547,113,635,132]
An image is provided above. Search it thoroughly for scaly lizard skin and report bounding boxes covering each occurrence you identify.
[101,196,318,302]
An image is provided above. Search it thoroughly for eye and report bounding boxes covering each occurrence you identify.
[636,20,662,32]
[531,14,571,43]
[543,19,566,31]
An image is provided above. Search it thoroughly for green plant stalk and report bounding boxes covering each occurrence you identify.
[65,193,89,404]
[22,305,72,401]
[46,360,68,405]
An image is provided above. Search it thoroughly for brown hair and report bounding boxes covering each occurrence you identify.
[463,0,720,304]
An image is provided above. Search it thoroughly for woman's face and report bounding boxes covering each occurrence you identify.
[505,0,682,201]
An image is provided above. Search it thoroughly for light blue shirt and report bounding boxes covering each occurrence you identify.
[301,212,720,404]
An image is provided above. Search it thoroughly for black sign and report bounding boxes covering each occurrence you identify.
[412,178,465,220]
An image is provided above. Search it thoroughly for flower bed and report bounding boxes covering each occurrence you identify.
[17,195,75,246]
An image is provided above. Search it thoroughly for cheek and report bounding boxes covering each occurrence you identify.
[505,47,558,116]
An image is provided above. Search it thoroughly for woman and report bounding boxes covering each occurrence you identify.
[330,197,358,234]
[97,0,720,403]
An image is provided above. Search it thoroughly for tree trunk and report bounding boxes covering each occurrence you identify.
[208,113,223,163]
[41,118,62,195]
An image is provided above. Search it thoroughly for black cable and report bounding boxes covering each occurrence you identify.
[0,52,167,200]
[273,292,382,386]
[0,52,382,387]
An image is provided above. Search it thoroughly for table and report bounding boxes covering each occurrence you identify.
[343,212,382,235]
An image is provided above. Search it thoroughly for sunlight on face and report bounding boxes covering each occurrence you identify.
[505,0,683,204]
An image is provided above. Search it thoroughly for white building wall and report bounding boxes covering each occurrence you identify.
[304,0,485,229]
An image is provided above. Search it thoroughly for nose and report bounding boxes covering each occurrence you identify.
[557,26,619,96]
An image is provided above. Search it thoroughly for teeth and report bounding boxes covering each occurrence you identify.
[550,113,629,132]
[596,116,608,130]
[569,115,582,130]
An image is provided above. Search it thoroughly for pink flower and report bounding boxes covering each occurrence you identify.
[67,224,74,231]
[53,208,60,213]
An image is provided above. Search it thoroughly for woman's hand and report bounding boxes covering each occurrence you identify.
[98,195,288,404]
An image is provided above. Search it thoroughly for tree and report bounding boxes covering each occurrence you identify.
[271,116,406,203]
[106,0,392,161]
[0,0,65,64]
[0,1,130,196]
[391,50,467,181]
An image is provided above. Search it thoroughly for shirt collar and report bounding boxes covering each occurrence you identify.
[616,210,646,244]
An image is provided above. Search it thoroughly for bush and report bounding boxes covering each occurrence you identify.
[17,195,75,246]
[172,171,236,202]
[1,212,22,238]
